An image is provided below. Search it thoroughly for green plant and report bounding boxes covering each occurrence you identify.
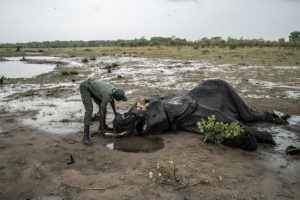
[197,115,243,145]
[200,155,208,162]
[82,58,89,63]
[60,68,79,75]
[148,161,183,187]
[202,49,209,54]
[105,62,119,69]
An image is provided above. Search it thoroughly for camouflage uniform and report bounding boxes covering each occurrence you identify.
[79,78,115,126]
[80,78,127,145]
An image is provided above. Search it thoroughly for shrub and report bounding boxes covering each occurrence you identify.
[104,62,119,70]
[16,46,21,52]
[197,115,243,145]
[202,49,209,54]
[193,45,199,50]
[82,58,89,63]
[228,43,238,49]
[61,68,79,75]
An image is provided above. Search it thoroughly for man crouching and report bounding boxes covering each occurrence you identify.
[80,78,127,145]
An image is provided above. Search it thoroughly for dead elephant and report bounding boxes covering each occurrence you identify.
[113,79,288,151]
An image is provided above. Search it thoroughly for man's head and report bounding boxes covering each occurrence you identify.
[113,88,127,101]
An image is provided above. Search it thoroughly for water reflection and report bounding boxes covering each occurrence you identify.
[256,115,300,152]
[0,59,55,78]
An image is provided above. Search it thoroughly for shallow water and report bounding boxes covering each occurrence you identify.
[0,83,83,134]
[254,115,300,184]
[256,115,300,152]
[0,60,55,78]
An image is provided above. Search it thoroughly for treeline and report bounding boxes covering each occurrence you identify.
[1,31,300,49]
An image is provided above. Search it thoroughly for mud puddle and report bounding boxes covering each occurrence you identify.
[105,136,164,153]
[0,83,83,134]
[256,115,300,152]
[253,115,300,185]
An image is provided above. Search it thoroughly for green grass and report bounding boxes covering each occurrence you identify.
[1,46,299,66]
[60,67,80,75]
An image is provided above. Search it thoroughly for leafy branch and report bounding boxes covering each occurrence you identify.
[197,115,244,145]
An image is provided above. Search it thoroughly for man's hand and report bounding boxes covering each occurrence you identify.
[115,112,121,116]
[91,129,105,137]
[97,129,105,136]
[104,124,114,131]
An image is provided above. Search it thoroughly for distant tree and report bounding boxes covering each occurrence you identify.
[209,37,227,47]
[16,46,21,52]
[278,38,286,47]
[200,37,210,47]
[289,31,300,41]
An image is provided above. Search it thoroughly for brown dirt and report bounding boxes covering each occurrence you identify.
[0,96,299,200]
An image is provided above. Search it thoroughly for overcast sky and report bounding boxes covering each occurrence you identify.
[0,0,299,43]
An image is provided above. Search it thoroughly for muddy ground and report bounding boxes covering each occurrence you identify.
[0,49,300,200]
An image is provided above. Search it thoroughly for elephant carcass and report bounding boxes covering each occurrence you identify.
[113,80,287,151]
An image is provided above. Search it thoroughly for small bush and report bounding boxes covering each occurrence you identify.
[228,43,238,49]
[61,68,79,75]
[82,58,89,63]
[16,46,21,52]
[197,115,243,145]
[104,62,119,70]
[148,161,183,187]
[202,50,209,54]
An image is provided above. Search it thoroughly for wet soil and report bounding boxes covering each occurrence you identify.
[106,136,164,153]
[0,54,299,199]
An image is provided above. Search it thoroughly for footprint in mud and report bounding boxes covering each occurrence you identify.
[4,118,15,123]
[0,131,13,138]
[106,136,164,153]
[0,144,8,151]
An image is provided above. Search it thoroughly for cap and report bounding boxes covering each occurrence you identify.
[113,88,128,101]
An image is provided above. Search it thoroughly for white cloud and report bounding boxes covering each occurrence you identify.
[0,0,299,43]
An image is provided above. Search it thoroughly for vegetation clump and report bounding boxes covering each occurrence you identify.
[107,62,119,68]
[1,31,299,49]
[197,115,244,145]
[104,62,119,72]
[148,161,183,187]
[15,46,21,52]
[82,58,89,63]
[61,67,79,75]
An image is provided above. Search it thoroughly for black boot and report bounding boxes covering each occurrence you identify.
[83,125,93,146]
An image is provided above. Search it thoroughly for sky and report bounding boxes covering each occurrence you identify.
[0,0,299,43]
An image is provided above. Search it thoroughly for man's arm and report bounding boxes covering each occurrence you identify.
[110,99,117,115]
[98,106,106,134]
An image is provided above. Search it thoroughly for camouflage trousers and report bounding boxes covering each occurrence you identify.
[79,80,102,126]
